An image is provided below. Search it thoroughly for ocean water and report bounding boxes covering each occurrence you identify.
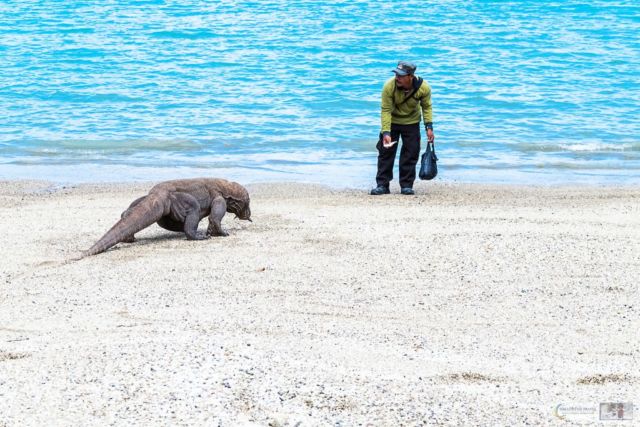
[1,0,639,187]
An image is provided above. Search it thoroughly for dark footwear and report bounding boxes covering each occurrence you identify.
[401,187,415,195]
[370,185,390,195]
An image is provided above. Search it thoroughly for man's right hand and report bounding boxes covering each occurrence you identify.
[382,133,392,146]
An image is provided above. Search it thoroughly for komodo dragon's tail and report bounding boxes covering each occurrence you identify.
[80,196,165,258]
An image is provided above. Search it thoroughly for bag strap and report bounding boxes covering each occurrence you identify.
[424,140,436,154]
[427,141,438,160]
[394,77,423,108]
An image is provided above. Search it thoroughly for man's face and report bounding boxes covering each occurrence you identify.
[395,73,413,89]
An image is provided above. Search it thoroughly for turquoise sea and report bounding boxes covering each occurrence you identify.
[1,1,639,187]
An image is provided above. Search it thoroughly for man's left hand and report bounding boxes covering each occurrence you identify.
[427,128,435,143]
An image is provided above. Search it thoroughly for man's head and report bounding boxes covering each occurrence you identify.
[392,61,416,89]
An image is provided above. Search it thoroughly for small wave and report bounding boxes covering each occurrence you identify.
[562,142,640,152]
[54,139,202,151]
[53,47,107,58]
[1,139,204,157]
[32,91,145,104]
[513,141,640,153]
[441,160,640,171]
[149,30,219,40]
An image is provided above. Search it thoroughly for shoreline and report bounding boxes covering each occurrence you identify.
[2,158,640,189]
[2,176,640,195]
[1,180,638,424]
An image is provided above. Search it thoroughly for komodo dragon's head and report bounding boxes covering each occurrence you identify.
[226,182,252,222]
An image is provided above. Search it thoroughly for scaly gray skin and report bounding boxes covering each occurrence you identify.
[81,178,251,258]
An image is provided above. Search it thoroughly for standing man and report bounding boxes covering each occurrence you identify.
[371,61,434,195]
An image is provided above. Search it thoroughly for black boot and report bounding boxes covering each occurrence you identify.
[370,185,390,195]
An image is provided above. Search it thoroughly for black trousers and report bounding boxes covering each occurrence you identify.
[375,123,421,188]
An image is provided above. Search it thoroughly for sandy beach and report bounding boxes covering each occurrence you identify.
[0,179,638,425]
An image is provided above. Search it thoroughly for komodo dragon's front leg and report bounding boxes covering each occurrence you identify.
[169,192,208,240]
[207,196,229,237]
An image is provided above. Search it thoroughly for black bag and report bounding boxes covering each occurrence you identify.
[419,141,438,180]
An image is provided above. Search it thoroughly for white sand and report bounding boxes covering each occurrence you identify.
[0,180,638,425]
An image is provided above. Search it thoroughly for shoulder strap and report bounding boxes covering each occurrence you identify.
[395,77,423,107]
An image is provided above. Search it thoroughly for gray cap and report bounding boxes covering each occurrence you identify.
[392,61,417,76]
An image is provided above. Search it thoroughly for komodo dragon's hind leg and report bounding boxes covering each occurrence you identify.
[120,196,147,243]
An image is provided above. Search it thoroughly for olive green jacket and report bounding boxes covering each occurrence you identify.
[380,76,432,133]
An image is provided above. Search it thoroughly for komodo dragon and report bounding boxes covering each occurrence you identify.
[81,178,251,258]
